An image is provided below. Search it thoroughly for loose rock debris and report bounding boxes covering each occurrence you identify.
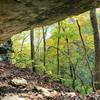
[0,62,100,100]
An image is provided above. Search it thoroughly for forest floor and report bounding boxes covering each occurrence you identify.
[0,61,100,100]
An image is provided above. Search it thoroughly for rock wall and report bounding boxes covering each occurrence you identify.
[0,0,99,42]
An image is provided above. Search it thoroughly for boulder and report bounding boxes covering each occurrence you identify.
[33,86,51,97]
[1,95,28,100]
[10,77,28,87]
[33,85,58,97]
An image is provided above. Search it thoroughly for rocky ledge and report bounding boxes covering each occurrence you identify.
[0,0,99,42]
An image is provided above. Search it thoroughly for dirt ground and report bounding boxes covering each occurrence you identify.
[0,61,100,100]
[0,61,67,99]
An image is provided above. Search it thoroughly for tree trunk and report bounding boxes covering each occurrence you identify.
[42,27,46,67]
[66,37,75,90]
[62,25,76,90]
[30,28,35,73]
[76,19,95,91]
[90,9,100,90]
[57,22,60,75]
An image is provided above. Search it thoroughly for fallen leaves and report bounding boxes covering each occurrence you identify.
[0,62,100,100]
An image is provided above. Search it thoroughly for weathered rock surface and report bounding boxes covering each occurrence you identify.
[10,77,28,87]
[0,0,99,42]
[33,85,58,97]
[1,95,28,100]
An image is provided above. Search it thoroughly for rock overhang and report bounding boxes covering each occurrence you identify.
[0,0,99,42]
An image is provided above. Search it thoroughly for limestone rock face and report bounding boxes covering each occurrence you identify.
[1,95,28,100]
[0,0,99,42]
[10,78,28,87]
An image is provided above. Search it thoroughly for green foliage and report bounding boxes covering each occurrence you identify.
[35,62,46,74]
[11,10,100,94]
